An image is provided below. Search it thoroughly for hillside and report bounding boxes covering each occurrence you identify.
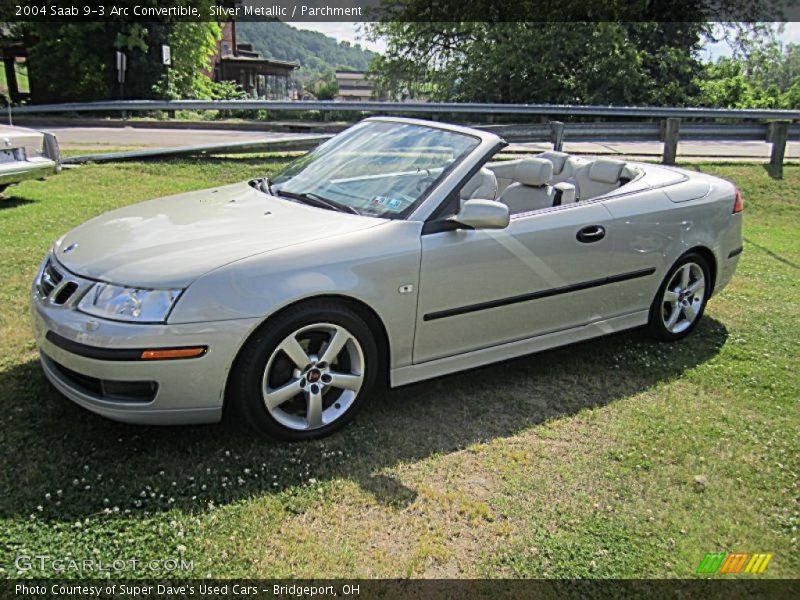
[235,21,376,83]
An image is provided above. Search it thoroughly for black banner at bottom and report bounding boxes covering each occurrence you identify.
[3,579,799,600]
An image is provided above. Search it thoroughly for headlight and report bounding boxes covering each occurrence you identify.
[77,283,182,323]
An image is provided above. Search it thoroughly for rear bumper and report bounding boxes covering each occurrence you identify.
[714,246,741,296]
[32,286,260,425]
[0,158,58,187]
[713,212,743,296]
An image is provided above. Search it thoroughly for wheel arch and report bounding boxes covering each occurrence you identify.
[681,245,717,296]
[223,294,392,412]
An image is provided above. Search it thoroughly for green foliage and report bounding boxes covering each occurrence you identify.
[204,79,247,101]
[696,60,752,108]
[315,79,339,101]
[367,22,708,105]
[152,22,222,99]
[366,1,777,107]
[235,22,375,84]
[20,3,221,102]
[25,23,116,102]
[697,41,800,109]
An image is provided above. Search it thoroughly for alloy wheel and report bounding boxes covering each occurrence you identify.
[261,323,365,431]
[661,262,706,335]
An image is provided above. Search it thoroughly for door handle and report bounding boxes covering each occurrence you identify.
[576,225,606,243]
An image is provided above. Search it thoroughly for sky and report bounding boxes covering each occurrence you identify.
[291,21,800,60]
[702,22,800,60]
[288,22,386,53]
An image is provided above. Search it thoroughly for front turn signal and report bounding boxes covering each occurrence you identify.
[140,347,207,360]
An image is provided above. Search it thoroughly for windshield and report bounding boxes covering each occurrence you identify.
[270,120,480,219]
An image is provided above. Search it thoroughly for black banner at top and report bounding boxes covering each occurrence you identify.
[3,0,800,22]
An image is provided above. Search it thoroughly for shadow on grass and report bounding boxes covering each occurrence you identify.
[0,318,728,521]
[0,195,35,210]
[744,236,800,270]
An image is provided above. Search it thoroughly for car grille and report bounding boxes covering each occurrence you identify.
[45,354,158,403]
[37,258,82,306]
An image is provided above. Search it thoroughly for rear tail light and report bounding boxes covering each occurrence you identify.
[733,188,744,213]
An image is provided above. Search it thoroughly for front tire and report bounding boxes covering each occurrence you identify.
[648,253,711,341]
[229,301,380,440]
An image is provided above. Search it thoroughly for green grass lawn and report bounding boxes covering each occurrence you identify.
[0,160,797,579]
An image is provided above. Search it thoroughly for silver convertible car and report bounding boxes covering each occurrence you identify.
[0,124,60,195]
[32,118,743,440]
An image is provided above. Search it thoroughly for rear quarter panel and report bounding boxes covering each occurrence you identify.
[600,170,741,316]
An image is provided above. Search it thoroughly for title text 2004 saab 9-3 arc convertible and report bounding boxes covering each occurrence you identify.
[32,117,743,440]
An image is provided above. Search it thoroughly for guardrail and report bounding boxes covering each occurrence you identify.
[10,99,800,120]
[480,121,800,141]
[480,119,796,176]
[12,99,798,176]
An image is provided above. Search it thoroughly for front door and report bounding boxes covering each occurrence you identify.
[414,202,619,363]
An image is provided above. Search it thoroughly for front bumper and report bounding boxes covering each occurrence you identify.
[31,285,260,425]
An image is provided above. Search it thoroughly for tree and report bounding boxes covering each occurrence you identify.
[152,21,221,99]
[365,1,780,106]
[367,21,703,105]
[315,77,339,100]
[696,30,800,109]
[18,1,221,102]
[696,59,754,107]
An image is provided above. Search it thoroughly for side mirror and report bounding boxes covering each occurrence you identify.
[450,199,510,230]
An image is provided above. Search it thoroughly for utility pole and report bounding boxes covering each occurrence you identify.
[162,45,173,117]
[116,50,127,118]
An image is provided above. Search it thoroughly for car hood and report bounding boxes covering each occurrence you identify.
[54,182,385,288]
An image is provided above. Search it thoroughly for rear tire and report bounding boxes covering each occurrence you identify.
[648,252,711,342]
[228,301,379,441]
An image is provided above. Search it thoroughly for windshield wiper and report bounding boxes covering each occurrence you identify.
[275,189,360,215]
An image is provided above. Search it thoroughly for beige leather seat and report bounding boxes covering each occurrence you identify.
[498,158,555,214]
[573,158,626,200]
[553,182,577,204]
[538,151,571,182]
[460,168,498,205]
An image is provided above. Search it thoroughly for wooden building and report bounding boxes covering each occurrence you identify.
[211,22,298,100]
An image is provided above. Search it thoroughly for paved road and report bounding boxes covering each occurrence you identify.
[49,126,302,150]
[49,125,799,162]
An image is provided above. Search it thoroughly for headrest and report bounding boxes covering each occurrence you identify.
[538,151,570,175]
[460,168,498,200]
[588,158,626,184]
[620,164,640,181]
[514,158,553,187]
